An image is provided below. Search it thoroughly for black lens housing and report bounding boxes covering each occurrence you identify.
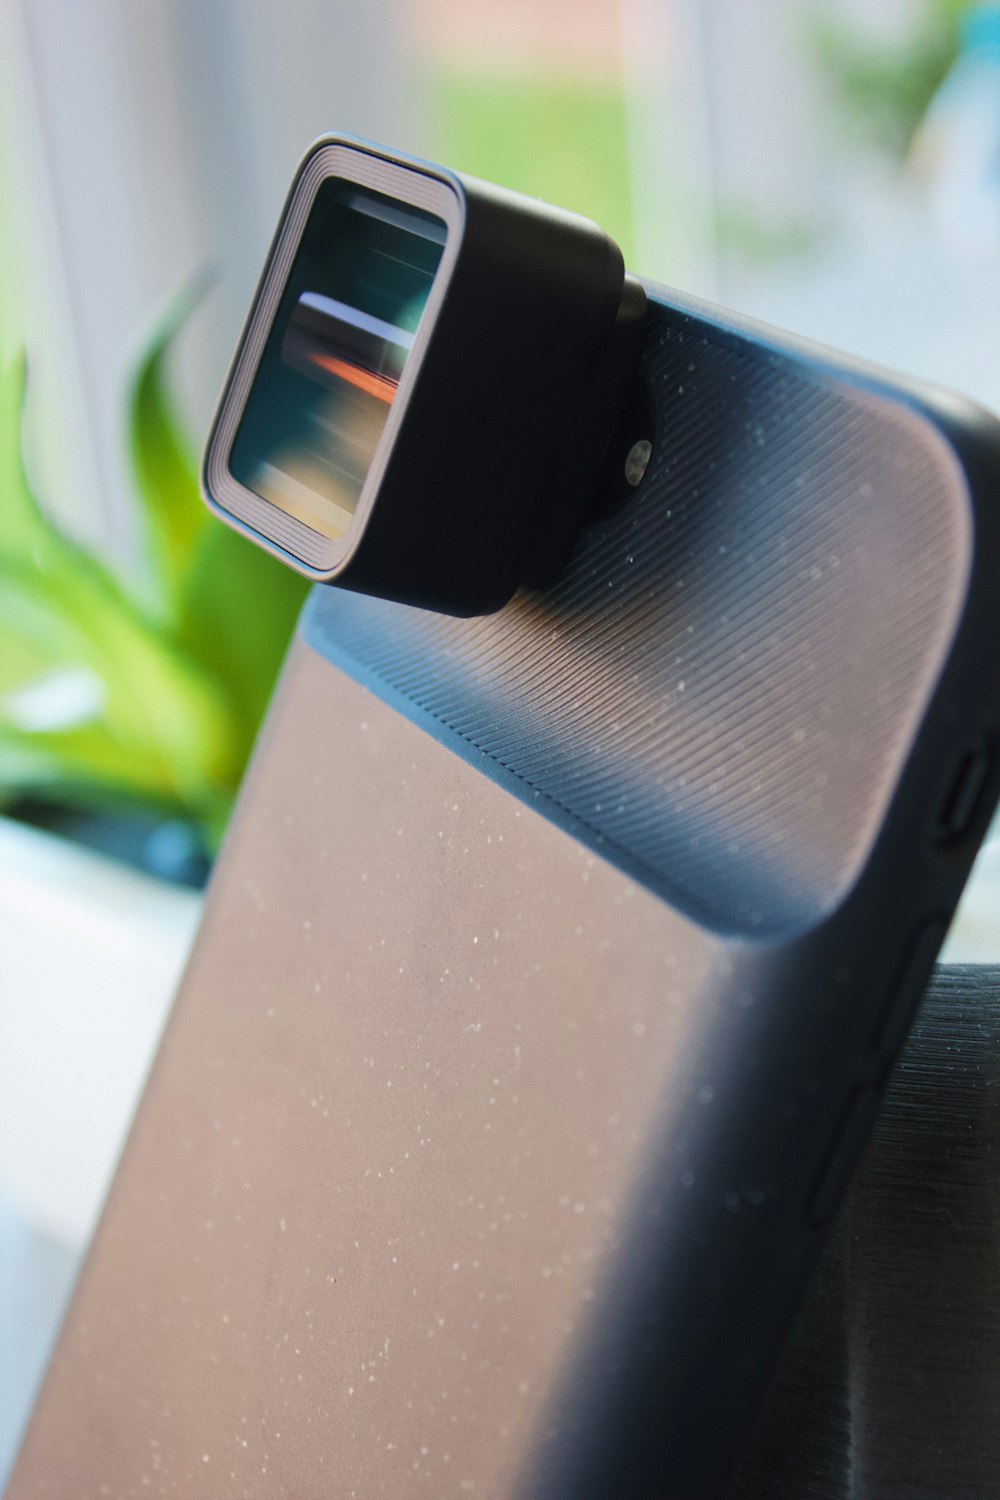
[203,135,646,616]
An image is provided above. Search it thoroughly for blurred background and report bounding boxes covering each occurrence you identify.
[2,0,999,1479]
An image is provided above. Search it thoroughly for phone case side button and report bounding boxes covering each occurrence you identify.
[806,1085,882,1229]
[868,917,948,1059]
[934,743,992,842]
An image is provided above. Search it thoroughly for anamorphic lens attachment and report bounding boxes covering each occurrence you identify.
[203,135,646,616]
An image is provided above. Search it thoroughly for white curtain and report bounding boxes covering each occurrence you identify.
[1,0,413,556]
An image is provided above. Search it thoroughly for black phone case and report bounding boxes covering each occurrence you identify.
[298,286,1000,1496]
[7,286,1000,1500]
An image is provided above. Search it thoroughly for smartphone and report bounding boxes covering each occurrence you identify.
[6,283,1000,1499]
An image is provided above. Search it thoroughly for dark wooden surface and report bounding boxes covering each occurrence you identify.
[731,965,1000,1499]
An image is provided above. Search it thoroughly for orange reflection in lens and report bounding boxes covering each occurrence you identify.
[307,351,398,404]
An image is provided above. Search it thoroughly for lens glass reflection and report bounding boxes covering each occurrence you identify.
[230,179,446,539]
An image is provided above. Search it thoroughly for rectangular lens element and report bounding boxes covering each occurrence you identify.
[230,181,446,540]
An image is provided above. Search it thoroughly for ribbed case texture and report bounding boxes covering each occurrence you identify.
[306,293,970,934]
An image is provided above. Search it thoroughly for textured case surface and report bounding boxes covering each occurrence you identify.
[304,304,972,934]
[6,291,1000,1500]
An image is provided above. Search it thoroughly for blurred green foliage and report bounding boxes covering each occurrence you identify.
[429,70,635,265]
[713,200,819,269]
[811,0,976,159]
[0,296,308,851]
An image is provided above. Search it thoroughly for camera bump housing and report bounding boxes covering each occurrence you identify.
[202,135,645,616]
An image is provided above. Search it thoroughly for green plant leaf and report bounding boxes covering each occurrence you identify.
[126,280,309,769]
[128,279,209,621]
[176,517,309,762]
[0,556,240,816]
[0,356,142,626]
[0,355,58,568]
[1,373,241,829]
[0,299,243,828]
[1,280,305,855]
